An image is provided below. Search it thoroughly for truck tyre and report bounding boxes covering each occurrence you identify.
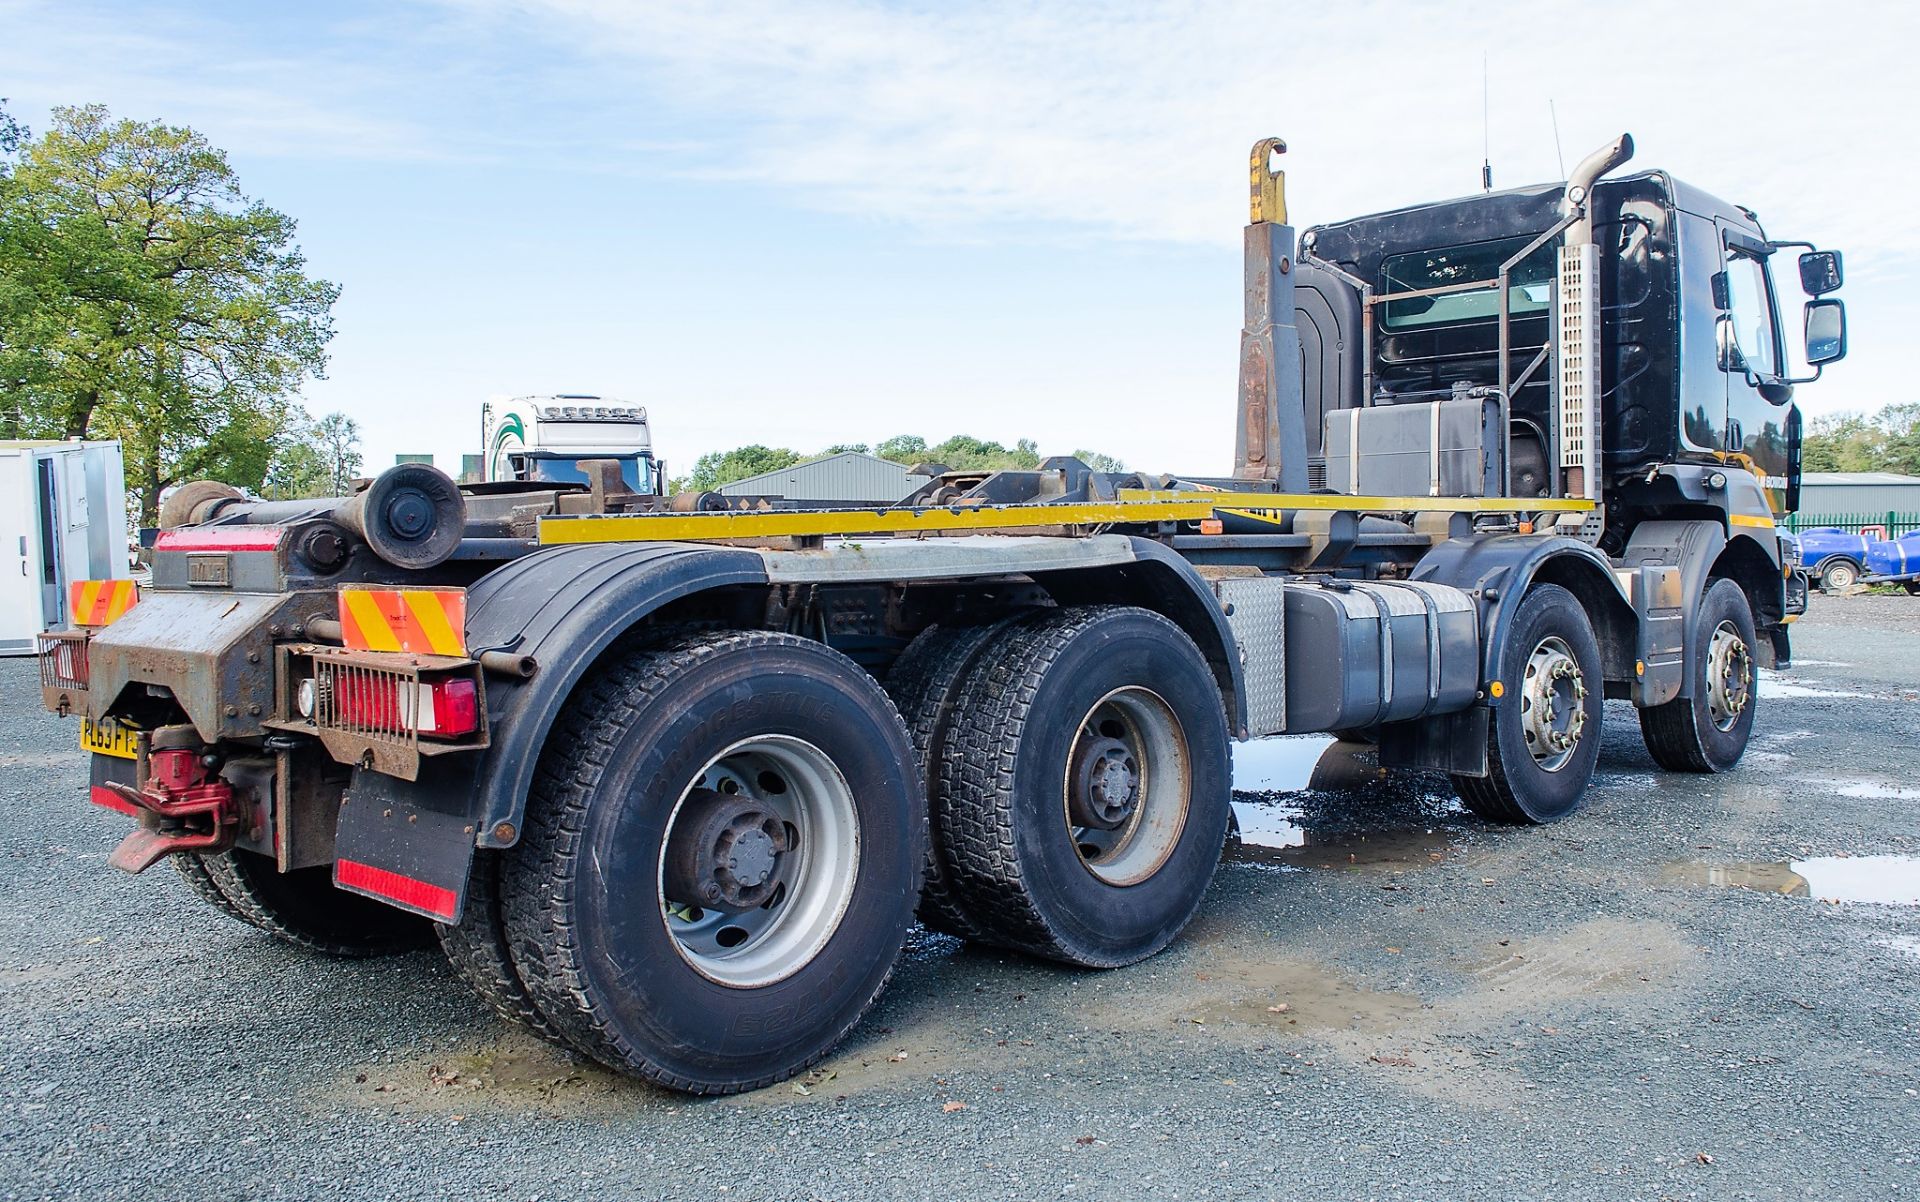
[885,620,1023,940]
[1638,577,1758,773]
[198,849,436,957]
[173,852,256,925]
[1453,584,1602,824]
[436,852,565,1041]
[1818,559,1858,592]
[937,607,1232,968]
[499,630,923,1094]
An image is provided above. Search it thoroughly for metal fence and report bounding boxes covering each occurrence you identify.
[1784,511,1920,536]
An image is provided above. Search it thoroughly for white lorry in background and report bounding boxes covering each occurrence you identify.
[480,394,663,495]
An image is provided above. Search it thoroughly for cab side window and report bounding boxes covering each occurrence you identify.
[1724,251,1780,377]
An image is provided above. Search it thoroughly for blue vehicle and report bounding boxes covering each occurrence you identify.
[1864,531,1920,594]
[1797,526,1873,591]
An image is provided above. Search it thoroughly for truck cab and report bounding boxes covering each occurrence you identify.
[480,394,661,494]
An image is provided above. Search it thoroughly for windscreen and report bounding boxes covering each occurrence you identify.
[523,454,650,492]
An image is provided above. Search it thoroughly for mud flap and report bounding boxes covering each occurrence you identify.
[332,761,476,924]
[1378,705,1491,777]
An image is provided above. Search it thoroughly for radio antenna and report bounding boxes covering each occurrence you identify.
[1549,98,1567,179]
[1481,53,1493,191]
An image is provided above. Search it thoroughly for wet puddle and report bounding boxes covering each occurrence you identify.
[1228,737,1463,871]
[1666,854,1920,906]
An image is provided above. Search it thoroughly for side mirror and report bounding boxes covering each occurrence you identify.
[1804,298,1847,365]
[1799,250,1843,296]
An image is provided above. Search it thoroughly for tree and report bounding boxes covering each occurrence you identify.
[1073,449,1126,472]
[820,442,869,456]
[874,434,928,463]
[1802,404,1920,476]
[687,444,803,491]
[261,409,361,500]
[0,105,339,523]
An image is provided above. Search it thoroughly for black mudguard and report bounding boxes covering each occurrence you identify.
[331,543,766,918]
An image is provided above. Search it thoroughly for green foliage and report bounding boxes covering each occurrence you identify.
[261,410,362,499]
[873,434,927,462]
[677,435,1127,495]
[1802,404,1920,476]
[0,105,339,523]
[686,444,804,491]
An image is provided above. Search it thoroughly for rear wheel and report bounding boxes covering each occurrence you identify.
[937,607,1231,968]
[436,852,565,1040]
[500,630,922,1094]
[884,620,1020,940]
[195,849,436,957]
[1819,559,1859,592]
[1904,581,1920,597]
[1452,584,1602,824]
[1638,577,1758,773]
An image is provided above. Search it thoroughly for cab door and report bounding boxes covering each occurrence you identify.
[1715,220,1793,507]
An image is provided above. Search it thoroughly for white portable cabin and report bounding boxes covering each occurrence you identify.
[0,441,131,654]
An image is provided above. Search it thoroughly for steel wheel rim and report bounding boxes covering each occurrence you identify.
[1828,563,1855,589]
[1706,619,1753,732]
[1519,635,1587,773]
[657,735,860,988]
[1061,686,1191,886]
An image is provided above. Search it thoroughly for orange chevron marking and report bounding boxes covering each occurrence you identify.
[337,587,467,657]
[68,580,138,627]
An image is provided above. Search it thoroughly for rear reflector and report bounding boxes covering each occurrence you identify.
[339,587,468,657]
[89,785,142,817]
[69,579,140,627]
[335,859,458,920]
[155,526,287,552]
[332,672,479,738]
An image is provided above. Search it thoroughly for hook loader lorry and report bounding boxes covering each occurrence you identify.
[37,132,1843,1094]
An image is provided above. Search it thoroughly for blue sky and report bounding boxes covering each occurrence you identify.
[4,0,1913,476]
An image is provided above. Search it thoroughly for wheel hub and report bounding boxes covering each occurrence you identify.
[663,788,792,909]
[1706,620,1752,732]
[1519,636,1588,772]
[1069,736,1139,830]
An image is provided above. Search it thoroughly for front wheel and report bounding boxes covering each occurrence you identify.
[1819,560,1859,592]
[1452,584,1603,824]
[499,630,923,1094]
[1638,577,1758,773]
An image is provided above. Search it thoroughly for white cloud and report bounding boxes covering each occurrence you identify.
[439,0,1916,261]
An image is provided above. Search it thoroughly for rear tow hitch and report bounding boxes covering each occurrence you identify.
[102,732,240,874]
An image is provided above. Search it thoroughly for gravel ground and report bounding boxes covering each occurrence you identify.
[2,593,1917,1201]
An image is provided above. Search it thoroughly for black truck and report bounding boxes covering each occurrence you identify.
[39,133,1844,1093]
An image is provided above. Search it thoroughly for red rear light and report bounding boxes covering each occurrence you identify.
[333,673,479,738]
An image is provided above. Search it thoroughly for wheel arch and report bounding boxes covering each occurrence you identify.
[1413,533,1637,686]
[457,543,770,850]
[1027,537,1249,737]
[1712,530,1787,631]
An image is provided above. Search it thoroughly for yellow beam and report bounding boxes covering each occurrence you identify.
[1116,489,1596,513]
[538,491,1595,546]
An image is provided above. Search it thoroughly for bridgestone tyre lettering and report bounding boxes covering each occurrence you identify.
[1452,584,1603,824]
[1638,577,1759,773]
[499,630,923,1094]
[197,848,436,957]
[937,607,1232,968]
[884,619,1022,940]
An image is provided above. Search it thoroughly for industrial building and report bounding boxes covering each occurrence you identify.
[717,451,931,505]
[1792,472,1920,534]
